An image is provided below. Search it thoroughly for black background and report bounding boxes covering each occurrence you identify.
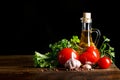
[1,0,120,68]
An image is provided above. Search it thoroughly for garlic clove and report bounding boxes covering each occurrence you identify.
[82,64,92,70]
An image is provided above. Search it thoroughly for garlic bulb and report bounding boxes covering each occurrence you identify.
[64,52,82,70]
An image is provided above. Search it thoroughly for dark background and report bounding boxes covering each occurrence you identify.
[1,0,120,68]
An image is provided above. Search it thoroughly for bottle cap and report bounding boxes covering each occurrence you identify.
[81,12,92,23]
[83,12,91,19]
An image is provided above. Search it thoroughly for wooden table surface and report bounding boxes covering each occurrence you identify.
[0,55,120,80]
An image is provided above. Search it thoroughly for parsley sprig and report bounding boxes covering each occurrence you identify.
[99,36,115,63]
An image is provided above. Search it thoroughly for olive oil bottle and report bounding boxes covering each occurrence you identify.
[79,12,101,54]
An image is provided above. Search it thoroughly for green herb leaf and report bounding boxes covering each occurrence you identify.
[99,36,115,64]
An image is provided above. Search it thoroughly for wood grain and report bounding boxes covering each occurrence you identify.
[0,55,120,80]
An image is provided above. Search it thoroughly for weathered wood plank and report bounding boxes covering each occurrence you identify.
[0,55,120,80]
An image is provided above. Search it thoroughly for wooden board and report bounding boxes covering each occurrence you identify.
[0,55,120,80]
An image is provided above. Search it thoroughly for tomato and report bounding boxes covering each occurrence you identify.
[79,46,100,64]
[58,48,79,65]
[97,56,111,69]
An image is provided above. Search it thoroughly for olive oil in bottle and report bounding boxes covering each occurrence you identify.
[79,12,101,54]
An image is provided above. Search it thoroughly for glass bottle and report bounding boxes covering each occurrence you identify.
[79,12,101,54]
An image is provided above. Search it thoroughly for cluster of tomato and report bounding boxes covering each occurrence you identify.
[58,46,111,69]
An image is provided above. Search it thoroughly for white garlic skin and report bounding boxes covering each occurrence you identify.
[82,64,92,70]
[82,61,93,70]
[64,58,82,70]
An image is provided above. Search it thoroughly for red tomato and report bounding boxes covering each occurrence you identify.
[79,46,100,64]
[58,48,79,65]
[97,56,111,69]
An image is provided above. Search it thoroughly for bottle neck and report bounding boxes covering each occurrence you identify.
[82,22,92,31]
